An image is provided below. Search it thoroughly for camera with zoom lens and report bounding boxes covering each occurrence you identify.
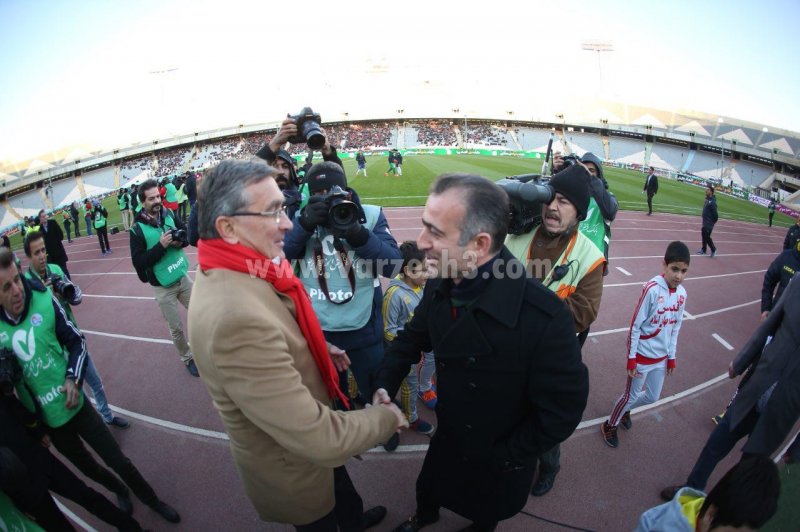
[0,347,21,394]
[169,228,187,244]
[288,107,325,150]
[495,174,555,235]
[555,153,581,174]
[319,185,363,232]
[50,274,77,301]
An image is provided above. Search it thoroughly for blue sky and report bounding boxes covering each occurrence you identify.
[1,0,798,166]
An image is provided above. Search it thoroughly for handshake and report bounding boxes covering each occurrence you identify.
[372,388,410,432]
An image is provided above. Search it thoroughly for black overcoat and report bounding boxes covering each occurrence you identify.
[374,247,589,523]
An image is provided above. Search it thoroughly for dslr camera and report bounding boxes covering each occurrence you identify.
[50,274,78,301]
[288,107,325,150]
[169,228,187,244]
[555,153,581,173]
[495,174,555,235]
[318,185,363,232]
[0,347,21,395]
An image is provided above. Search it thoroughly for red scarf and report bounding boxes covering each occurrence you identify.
[197,238,348,407]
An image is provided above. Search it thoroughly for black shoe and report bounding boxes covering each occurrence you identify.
[106,416,130,429]
[620,411,632,430]
[116,491,133,515]
[383,432,400,452]
[601,421,619,448]
[185,359,199,377]
[393,513,440,532]
[150,500,180,523]
[531,471,558,496]
[363,505,387,529]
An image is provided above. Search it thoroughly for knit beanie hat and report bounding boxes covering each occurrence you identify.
[305,162,348,194]
[549,165,591,221]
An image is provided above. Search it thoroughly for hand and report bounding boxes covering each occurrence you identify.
[299,197,329,232]
[269,118,298,151]
[327,342,350,372]
[40,434,51,448]
[320,131,333,156]
[552,151,564,172]
[159,232,174,248]
[382,402,409,430]
[372,388,391,407]
[760,310,769,322]
[728,361,737,379]
[667,367,675,376]
[63,379,80,409]
[339,224,369,247]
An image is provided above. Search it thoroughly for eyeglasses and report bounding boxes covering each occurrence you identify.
[229,205,288,224]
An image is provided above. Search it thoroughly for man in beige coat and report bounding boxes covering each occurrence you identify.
[188,159,404,531]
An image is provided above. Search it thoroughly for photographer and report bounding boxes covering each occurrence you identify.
[283,161,401,409]
[92,200,112,256]
[130,179,198,377]
[504,164,606,497]
[36,209,71,279]
[0,247,180,524]
[118,187,132,231]
[24,231,129,429]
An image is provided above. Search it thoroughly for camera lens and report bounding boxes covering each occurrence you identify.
[303,124,325,150]
[329,202,357,229]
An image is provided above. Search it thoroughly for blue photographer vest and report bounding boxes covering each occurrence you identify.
[297,205,380,332]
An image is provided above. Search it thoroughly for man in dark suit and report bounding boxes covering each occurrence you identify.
[37,209,70,279]
[643,167,658,215]
[374,174,589,532]
[661,274,800,499]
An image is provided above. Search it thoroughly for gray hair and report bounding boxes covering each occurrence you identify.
[198,159,274,239]
[430,173,509,253]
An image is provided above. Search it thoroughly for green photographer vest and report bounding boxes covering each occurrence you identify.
[25,263,77,325]
[118,193,129,210]
[296,205,380,332]
[0,286,84,428]
[136,212,189,287]
[578,197,605,254]
[93,211,106,229]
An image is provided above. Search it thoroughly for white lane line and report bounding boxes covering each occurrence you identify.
[712,333,735,351]
[83,294,154,300]
[107,403,230,439]
[575,373,730,429]
[615,267,632,276]
[613,252,774,260]
[604,270,764,288]
[82,330,172,344]
[683,310,695,320]
[54,497,97,532]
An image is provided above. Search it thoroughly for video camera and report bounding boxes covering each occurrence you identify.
[288,107,325,150]
[50,274,78,301]
[318,185,363,232]
[0,347,21,395]
[495,174,555,235]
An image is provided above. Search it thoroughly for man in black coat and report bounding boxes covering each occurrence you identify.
[784,215,800,250]
[374,174,589,532]
[760,245,799,321]
[36,209,70,279]
[698,184,719,257]
[643,166,658,215]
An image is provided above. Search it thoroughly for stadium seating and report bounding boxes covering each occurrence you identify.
[566,132,606,158]
[517,128,555,152]
[731,162,774,188]
[8,189,46,219]
[609,137,646,165]
[49,177,82,208]
[82,167,116,196]
[650,143,688,171]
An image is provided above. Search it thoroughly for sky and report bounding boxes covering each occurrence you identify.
[1,0,798,168]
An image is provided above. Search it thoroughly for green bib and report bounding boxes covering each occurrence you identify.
[578,197,605,254]
[136,212,189,287]
[25,263,77,326]
[0,287,83,428]
[94,211,106,229]
[0,491,46,531]
[118,193,129,210]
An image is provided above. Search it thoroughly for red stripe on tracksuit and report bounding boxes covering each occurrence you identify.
[626,281,658,355]
[609,375,634,427]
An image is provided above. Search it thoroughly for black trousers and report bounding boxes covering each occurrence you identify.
[48,400,159,507]
[701,226,716,253]
[18,454,140,531]
[646,193,655,214]
[294,466,364,532]
[64,222,72,242]
[72,217,81,236]
[97,226,110,253]
[768,212,774,226]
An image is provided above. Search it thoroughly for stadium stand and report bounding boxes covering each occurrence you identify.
[155,147,192,176]
[687,149,723,174]
[410,120,457,147]
[8,189,46,220]
[609,137,646,165]
[82,166,116,196]
[121,157,153,183]
[731,162,774,187]
[517,127,555,151]
[192,139,240,169]
[566,132,606,158]
[0,204,15,231]
[49,177,82,208]
[650,143,688,171]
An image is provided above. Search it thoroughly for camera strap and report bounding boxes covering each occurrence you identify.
[312,236,355,305]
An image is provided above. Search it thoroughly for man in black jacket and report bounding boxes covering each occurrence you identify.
[784,215,800,250]
[698,184,719,257]
[374,174,589,532]
[37,209,70,279]
[760,244,799,321]
[643,167,658,215]
[130,179,197,376]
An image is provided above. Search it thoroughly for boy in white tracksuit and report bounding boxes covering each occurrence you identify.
[601,241,690,448]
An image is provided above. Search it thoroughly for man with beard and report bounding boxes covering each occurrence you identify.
[130,179,198,376]
[505,164,605,497]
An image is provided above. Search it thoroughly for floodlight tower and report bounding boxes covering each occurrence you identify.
[149,67,179,138]
[581,41,614,97]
